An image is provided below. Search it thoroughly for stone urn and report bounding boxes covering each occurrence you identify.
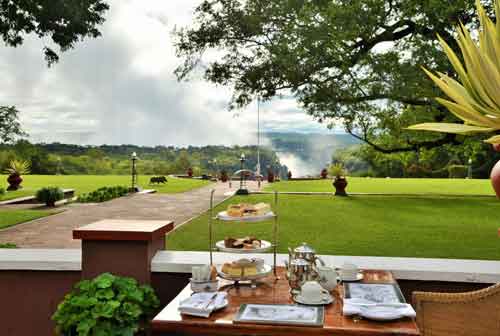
[491,145,500,198]
[220,170,228,182]
[332,176,348,196]
[7,173,23,191]
[491,161,500,198]
[267,170,275,183]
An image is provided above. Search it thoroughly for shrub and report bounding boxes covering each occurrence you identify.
[0,243,17,248]
[448,165,468,178]
[78,186,129,203]
[36,187,64,206]
[53,273,160,336]
[0,187,4,198]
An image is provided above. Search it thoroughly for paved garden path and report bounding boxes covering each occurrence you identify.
[0,181,264,248]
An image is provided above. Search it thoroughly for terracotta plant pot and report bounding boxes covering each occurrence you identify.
[490,160,500,198]
[7,173,23,191]
[333,176,348,196]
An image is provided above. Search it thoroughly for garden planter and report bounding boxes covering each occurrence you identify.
[7,173,22,190]
[267,171,275,183]
[187,168,193,178]
[333,177,348,196]
[320,169,328,179]
[490,160,500,198]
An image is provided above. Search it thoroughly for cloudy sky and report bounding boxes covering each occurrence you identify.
[0,0,337,147]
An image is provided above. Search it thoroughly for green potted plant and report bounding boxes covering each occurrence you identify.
[329,163,348,196]
[320,168,328,179]
[220,169,228,182]
[36,187,64,207]
[4,160,30,190]
[53,273,160,336]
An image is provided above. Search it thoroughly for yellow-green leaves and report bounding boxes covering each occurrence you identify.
[407,123,494,134]
[409,0,500,144]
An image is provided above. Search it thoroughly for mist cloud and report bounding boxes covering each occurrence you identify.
[0,0,334,146]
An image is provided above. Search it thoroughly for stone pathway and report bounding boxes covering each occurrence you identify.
[0,181,264,248]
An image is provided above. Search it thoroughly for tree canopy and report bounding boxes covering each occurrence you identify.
[0,0,109,65]
[174,0,494,153]
[0,106,25,144]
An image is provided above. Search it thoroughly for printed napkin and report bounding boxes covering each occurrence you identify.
[178,292,227,318]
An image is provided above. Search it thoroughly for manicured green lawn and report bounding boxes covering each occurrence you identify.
[0,209,59,229]
[0,175,212,201]
[266,177,494,195]
[167,194,500,260]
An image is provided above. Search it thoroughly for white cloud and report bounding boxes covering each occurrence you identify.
[0,0,334,146]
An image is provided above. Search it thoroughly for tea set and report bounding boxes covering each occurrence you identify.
[285,242,362,305]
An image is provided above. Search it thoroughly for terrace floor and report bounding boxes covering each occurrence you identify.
[0,181,262,248]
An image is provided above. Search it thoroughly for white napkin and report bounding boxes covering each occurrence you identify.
[178,292,227,318]
[343,298,416,319]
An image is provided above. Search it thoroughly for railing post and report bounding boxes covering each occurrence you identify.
[73,219,174,284]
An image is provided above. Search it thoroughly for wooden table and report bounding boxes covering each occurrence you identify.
[152,268,419,336]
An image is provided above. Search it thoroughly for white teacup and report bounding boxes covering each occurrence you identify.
[340,263,359,281]
[300,281,329,303]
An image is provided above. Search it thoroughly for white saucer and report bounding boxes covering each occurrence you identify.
[293,292,334,305]
[341,272,363,282]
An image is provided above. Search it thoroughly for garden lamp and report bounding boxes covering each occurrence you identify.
[235,153,249,195]
[130,152,140,192]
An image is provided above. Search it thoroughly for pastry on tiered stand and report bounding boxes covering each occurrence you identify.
[226,203,271,217]
[220,258,265,278]
[224,236,261,249]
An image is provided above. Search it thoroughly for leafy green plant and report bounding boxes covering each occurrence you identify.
[0,243,17,248]
[408,0,500,144]
[4,159,30,175]
[78,186,128,203]
[53,273,160,336]
[36,187,64,206]
[328,163,346,178]
[0,187,4,197]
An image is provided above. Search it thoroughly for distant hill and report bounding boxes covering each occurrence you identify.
[263,132,360,176]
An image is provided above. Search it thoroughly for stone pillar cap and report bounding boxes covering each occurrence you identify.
[73,220,174,242]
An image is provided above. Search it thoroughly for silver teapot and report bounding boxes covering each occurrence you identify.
[285,257,318,293]
[288,242,325,268]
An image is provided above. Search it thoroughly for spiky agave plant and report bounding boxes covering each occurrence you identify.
[408,0,500,144]
[4,160,30,176]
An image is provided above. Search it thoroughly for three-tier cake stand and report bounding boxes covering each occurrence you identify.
[208,190,279,287]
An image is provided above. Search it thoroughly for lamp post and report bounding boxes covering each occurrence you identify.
[468,157,473,179]
[275,158,280,181]
[236,153,249,195]
[131,152,139,192]
[212,158,218,180]
[56,156,62,175]
[239,153,245,188]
